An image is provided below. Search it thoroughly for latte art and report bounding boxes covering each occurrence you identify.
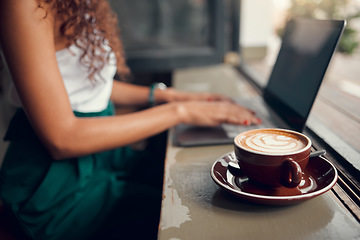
[236,129,308,154]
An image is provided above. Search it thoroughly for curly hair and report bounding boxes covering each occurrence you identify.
[40,0,130,82]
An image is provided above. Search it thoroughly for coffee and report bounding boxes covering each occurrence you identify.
[234,128,312,188]
[235,129,308,155]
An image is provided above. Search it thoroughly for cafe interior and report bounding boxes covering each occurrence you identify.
[0,0,360,239]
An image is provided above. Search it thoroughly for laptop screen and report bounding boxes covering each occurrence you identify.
[264,18,345,132]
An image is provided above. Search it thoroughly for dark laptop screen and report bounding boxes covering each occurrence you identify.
[264,18,345,132]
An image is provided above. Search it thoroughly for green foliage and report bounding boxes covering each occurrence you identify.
[286,0,359,55]
[338,27,359,54]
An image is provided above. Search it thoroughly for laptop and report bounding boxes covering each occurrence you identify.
[173,18,346,147]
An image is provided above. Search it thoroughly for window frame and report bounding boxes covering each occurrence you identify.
[109,0,226,73]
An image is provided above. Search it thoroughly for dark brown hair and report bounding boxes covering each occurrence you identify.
[40,0,130,82]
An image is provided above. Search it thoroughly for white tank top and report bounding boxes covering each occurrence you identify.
[7,44,117,112]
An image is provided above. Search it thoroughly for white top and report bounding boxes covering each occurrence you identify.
[7,44,117,112]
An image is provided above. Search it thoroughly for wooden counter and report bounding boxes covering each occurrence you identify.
[158,64,360,240]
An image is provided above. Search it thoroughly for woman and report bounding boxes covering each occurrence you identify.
[0,0,260,239]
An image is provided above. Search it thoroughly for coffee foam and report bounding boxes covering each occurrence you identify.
[236,129,308,154]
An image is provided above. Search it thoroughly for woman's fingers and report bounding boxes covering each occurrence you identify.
[178,101,262,127]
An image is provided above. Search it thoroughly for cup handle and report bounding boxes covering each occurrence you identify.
[281,158,302,188]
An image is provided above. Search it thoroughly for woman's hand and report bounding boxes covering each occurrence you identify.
[159,88,261,126]
[175,101,261,127]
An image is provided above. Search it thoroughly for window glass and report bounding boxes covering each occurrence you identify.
[240,0,360,166]
[109,0,211,51]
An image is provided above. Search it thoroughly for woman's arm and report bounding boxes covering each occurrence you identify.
[0,0,259,160]
[110,80,150,106]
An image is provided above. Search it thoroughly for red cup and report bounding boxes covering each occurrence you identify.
[234,128,311,188]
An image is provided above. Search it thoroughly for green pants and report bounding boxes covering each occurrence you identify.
[0,103,165,240]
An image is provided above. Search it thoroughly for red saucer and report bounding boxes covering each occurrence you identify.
[210,152,338,205]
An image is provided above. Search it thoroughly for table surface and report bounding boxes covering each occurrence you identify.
[157,64,360,240]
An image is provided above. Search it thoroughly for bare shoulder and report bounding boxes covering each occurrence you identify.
[0,0,56,56]
[0,0,45,17]
[0,0,55,34]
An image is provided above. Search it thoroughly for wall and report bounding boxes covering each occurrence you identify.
[240,0,274,59]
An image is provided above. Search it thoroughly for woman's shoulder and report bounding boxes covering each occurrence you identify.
[0,0,56,34]
[0,0,54,17]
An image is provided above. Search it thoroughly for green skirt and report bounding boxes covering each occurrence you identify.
[0,102,165,240]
